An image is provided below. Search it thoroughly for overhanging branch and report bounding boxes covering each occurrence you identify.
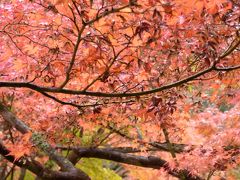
[1,33,239,98]
[0,63,239,98]
[74,147,202,180]
[0,102,90,179]
[0,141,44,177]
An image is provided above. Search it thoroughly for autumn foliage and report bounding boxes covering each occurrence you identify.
[0,0,240,179]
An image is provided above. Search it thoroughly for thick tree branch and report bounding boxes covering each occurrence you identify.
[0,63,239,98]
[0,13,239,101]
[0,141,91,180]
[57,144,186,154]
[0,141,44,177]
[74,147,203,180]
[0,103,29,134]
[0,102,90,179]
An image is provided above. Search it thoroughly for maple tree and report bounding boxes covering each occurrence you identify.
[0,0,240,179]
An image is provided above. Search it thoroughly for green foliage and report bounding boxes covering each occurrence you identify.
[77,158,122,180]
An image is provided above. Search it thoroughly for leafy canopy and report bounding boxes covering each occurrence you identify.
[0,0,240,179]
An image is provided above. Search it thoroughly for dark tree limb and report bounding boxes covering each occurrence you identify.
[0,142,89,180]
[74,147,203,180]
[0,62,239,98]
[57,145,186,154]
[0,103,29,134]
[0,141,44,177]
[0,34,239,98]
[0,102,90,180]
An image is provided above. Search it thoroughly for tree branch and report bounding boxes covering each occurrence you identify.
[107,124,188,153]
[0,141,91,180]
[0,63,239,98]
[74,147,203,180]
[0,141,44,177]
[0,33,239,98]
[0,102,90,179]
[58,25,85,89]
